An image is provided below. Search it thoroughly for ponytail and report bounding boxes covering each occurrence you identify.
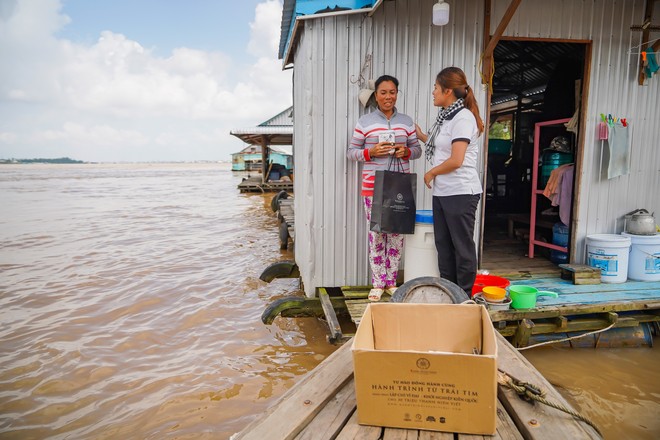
[436,67,484,134]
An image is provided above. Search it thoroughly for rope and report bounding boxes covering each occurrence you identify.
[498,370,602,437]
[517,322,617,351]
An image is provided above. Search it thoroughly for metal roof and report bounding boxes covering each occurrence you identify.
[491,40,585,108]
[278,0,378,62]
[229,107,293,145]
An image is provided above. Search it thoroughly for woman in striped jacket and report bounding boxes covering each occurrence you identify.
[347,75,422,301]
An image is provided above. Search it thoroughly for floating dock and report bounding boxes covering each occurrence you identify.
[232,331,601,439]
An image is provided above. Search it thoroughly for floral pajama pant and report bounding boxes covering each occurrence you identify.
[363,196,404,289]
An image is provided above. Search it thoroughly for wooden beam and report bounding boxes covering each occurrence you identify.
[319,288,344,343]
[484,0,522,57]
[482,0,523,84]
[638,0,656,85]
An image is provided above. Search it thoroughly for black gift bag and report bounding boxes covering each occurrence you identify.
[370,157,417,234]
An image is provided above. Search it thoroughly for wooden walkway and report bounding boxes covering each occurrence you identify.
[233,332,601,440]
[278,199,295,249]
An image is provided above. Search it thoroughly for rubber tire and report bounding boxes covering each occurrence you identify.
[259,260,299,282]
[270,190,289,212]
[390,276,469,304]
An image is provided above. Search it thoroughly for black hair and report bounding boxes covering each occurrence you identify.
[374,74,399,91]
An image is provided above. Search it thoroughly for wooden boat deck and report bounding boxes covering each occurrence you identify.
[233,332,601,440]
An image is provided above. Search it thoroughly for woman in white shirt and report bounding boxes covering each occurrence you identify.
[416,67,484,296]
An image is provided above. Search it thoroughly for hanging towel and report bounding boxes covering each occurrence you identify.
[557,164,574,225]
[606,122,630,179]
[645,48,659,78]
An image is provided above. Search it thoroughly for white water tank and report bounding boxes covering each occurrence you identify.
[403,210,440,282]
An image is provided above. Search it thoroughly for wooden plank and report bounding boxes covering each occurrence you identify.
[419,430,454,439]
[232,342,354,440]
[493,400,525,440]
[489,299,660,322]
[496,332,601,439]
[334,411,383,440]
[345,299,371,326]
[319,288,343,343]
[383,427,419,439]
[508,278,660,295]
[295,379,357,440]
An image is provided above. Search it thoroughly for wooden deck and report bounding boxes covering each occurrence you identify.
[232,332,601,440]
[238,176,294,193]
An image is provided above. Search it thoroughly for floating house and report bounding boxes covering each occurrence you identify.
[230,107,294,179]
[278,0,660,297]
[231,144,293,172]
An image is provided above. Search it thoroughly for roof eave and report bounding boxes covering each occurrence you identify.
[281,0,384,69]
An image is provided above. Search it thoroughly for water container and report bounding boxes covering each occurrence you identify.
[621,232,660,281]
[540,150,573,186]
[550,222,569,264]
[586,234,631,283]
[403,210,439,282]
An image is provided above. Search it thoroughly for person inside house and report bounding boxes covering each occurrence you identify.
[416,67,484,296]
[347,74,422,301]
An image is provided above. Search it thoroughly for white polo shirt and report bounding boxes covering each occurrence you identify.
[431,108,483,197]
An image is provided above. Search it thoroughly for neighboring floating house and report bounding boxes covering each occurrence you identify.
[230,107,294,181]
[231,144,293,172]
[278,0,660,296]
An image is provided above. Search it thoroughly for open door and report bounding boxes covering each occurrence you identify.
[480,39,589,274]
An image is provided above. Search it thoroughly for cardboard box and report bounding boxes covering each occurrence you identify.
[351,303,498,435]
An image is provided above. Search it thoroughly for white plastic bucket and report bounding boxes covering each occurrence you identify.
[403,210,439,282]
[621,232,660,281]
[586,234,631,283]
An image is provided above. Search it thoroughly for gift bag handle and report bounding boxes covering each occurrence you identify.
[387,154,404,173]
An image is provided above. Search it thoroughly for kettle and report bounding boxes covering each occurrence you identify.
[624,209,657,235]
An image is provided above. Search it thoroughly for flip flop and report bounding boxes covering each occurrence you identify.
[368,288,384,302]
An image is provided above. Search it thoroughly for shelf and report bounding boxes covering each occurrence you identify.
[528,118,571,259]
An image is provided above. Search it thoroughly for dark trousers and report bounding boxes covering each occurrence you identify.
[432,194,480,295]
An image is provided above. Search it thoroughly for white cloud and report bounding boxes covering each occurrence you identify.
[248,0,283,58]
[0,0,292,161]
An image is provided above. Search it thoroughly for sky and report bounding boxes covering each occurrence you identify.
[0,0,293,162]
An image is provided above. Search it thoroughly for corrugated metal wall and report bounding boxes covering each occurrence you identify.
[292,0,486,295]
[292,0,660,296]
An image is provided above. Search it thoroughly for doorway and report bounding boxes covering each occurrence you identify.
[480,39,589,274]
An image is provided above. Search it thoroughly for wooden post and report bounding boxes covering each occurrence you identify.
[260,135,269,183]
[512,318,534,347]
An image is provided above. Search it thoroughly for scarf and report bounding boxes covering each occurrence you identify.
[424,98,465,163]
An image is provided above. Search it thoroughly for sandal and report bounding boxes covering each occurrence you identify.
[368,288,384,302]
[385,286,397,296]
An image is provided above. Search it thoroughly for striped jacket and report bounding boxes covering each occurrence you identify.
[347,107,422,196]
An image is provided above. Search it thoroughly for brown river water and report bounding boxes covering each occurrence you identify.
[0,163,658,439]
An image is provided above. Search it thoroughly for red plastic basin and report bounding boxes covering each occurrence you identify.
[473,274,510,295]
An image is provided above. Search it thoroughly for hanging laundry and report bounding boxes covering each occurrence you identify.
[607,121,630,179]
[543,163,574,225]
[645,48,659,78]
